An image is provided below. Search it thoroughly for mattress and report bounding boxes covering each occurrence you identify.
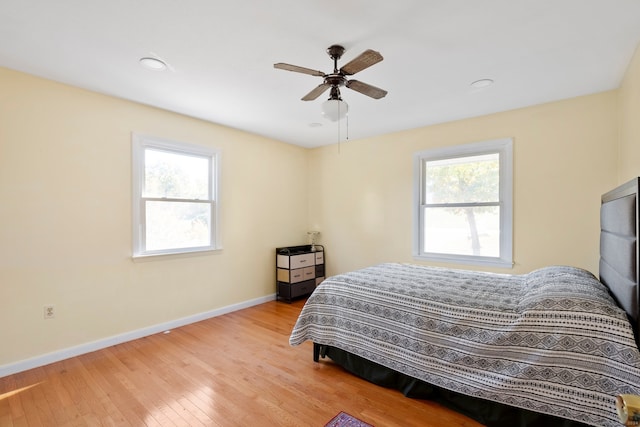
[290,263,640,427]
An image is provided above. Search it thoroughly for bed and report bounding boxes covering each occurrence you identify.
[289,178,640,427]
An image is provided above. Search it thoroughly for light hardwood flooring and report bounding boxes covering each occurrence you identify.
[0,299,483,427]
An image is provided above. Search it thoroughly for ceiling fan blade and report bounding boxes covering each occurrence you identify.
[274,63,325,77]
[346,80,388,99]
[340,49,383,75]
[301,83,331,101]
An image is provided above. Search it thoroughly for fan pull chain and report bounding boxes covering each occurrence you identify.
[346,114,349,142]
[338,116,341,154]
[338,111,349,154]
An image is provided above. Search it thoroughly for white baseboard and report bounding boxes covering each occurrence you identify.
[0,294,276,379]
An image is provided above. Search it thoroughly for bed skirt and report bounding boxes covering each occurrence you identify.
[315,344,589,427]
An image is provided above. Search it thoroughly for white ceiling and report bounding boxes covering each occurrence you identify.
[2,1,640,148]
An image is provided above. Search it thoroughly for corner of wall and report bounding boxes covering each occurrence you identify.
[617,42,640,183]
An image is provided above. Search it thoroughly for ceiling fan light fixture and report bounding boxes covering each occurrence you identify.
[321,98,349,121]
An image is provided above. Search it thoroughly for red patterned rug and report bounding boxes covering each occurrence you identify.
[324,411,374,427]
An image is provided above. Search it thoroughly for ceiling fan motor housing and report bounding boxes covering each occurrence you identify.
[326,45,347,89]
[325,74,346,88]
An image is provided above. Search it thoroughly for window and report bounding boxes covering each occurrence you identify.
[413,138,513,268]
[132,134,221,257]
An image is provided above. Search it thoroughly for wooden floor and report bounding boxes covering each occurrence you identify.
[0,299,483,427]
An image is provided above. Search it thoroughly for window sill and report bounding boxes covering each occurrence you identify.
[132,246,223,261]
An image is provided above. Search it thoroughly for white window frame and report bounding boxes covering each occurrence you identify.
[132,133,221,258]
[413,138,513,268]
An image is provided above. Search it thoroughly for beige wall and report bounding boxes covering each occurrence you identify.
[308,91,619,276]
[619,43,640,182]
[0,68,309,367]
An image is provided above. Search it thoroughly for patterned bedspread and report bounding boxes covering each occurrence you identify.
[289,263,640,427]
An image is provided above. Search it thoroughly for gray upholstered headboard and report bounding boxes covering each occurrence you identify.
[600,177,640,342]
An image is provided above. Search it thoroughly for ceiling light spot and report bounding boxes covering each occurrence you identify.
[471,79,494,89]
[139,57,167,71]
[308,122,323,128]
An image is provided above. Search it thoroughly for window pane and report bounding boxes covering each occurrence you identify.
[423,206,500,257]
[145,201,211,251]
[425,153,499,203]
[144,149,209,199]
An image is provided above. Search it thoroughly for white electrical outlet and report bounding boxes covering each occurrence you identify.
[44,305,55,319]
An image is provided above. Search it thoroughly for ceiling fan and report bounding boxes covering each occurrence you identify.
[274,45,387,120]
